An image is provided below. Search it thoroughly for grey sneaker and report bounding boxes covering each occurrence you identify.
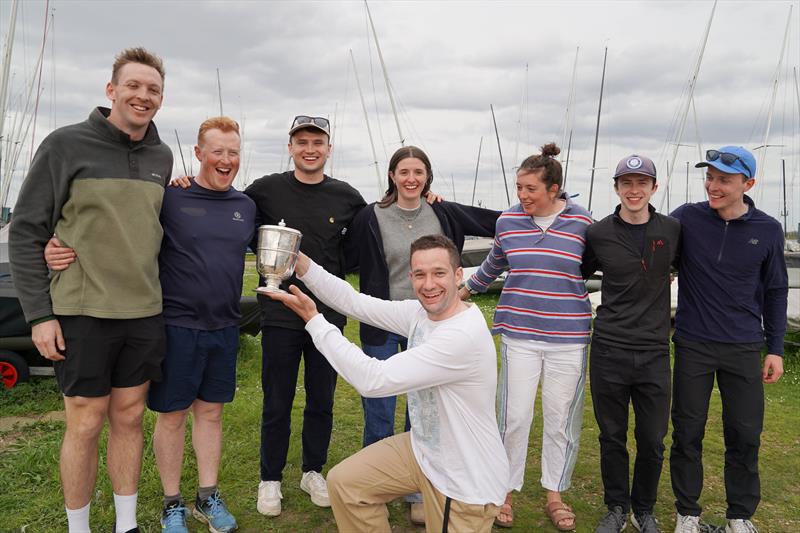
[632,511,661,533]
[300,471,330,507]
[595,506,627,533]
[257,481,282,516]
[725,520,758,533]
[674,514,700,533]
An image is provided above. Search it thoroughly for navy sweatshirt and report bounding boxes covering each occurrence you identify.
[670,196,787,355]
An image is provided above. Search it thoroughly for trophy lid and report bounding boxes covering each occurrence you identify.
[258,219,301,235]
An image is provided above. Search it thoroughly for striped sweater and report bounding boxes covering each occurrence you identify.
[466,196,593,344]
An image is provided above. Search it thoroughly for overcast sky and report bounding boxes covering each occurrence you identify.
[2,0,799,229]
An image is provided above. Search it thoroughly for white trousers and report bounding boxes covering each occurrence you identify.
[497,335,587,492]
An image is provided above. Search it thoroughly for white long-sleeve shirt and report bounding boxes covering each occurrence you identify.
[301,261,509,505]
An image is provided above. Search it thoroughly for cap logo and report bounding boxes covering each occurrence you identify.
[626,157,643,170]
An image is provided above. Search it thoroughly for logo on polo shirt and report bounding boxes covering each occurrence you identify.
[748,238,759,245]
[232,211,244,222]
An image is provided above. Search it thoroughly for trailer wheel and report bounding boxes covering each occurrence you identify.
[0,351,30,389]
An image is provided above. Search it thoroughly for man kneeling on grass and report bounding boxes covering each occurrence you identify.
[266,235,509,533]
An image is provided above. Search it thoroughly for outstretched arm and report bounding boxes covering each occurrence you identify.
[294,253,419,336]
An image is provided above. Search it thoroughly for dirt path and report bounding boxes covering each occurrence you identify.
[0,410,65,452]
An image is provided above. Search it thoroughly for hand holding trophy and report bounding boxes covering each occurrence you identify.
[254,219,302,294]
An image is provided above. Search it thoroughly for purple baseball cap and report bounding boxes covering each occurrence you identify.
[613,154,657,181]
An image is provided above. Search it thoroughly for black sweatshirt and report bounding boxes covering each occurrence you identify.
[582,204,681,351]
[244,171,366,330]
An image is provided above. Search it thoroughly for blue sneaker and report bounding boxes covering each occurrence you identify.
[193,490,237,533]
[160,501,189,533]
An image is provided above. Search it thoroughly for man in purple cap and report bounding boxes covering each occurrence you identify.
[669,146,787,533]
[582,155,680,533]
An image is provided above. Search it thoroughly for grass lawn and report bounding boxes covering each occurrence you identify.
[1,269,798,532]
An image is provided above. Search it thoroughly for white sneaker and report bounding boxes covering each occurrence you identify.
[726,519,758,533]
[257,480,282,516]
[300,471,331,507]
[674,513,700,533]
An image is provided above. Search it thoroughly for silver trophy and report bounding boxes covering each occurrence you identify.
[254,219,302,295]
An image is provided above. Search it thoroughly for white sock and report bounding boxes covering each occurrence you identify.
[65,502,91,533]
[113,492,138,532]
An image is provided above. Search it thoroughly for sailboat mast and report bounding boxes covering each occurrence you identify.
[0,0,20,216]
[364,0,404,146]
[658,0,716,212]
[350,50,383,198]
[471,136,483,206]
[564,130,573,191]
[216,68,224,116]
[587,46,608,213]
[754,4,792,206]
[781,158,787,237]
[175,130,188,176]
[490,104,510,206]
[28,0,51,165]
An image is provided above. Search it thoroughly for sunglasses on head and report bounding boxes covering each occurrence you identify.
[291,115,330,130]
[706,150,753,178]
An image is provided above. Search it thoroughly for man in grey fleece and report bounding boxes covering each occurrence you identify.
[8,48,172,533]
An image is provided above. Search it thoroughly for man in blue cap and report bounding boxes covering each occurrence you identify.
[669,146,788,533]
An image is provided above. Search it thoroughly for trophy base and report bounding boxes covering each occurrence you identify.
[255,286,287,295]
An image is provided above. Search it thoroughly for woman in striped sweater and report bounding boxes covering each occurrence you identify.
[461,143,592,531]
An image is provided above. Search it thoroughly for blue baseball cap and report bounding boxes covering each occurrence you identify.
[695,146,756,179]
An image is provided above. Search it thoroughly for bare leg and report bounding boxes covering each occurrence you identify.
[153,409,190,495]
[192,399,224,488]
[61,395,110,509]
[106,383,149,495]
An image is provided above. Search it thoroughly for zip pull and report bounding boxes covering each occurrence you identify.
[641,258,647,272]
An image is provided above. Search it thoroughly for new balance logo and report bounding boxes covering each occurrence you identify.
[748,238,759,245]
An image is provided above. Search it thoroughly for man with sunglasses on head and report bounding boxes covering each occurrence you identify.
[669,146,787,533]
[244,116,366,517]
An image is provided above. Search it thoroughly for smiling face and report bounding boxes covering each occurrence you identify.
[105,62,163,140]
[615,174,657,216]
[409,247,463,321]
[704,166,754,218]
[389,157,428,208]
[288,129,331,180]
[194,128,241,192]
[516,169,559,217]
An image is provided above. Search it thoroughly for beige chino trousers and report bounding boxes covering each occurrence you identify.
[327,432,499,533]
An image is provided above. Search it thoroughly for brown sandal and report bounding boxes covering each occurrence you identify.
[545,501,576,531]
[494,501,513,528]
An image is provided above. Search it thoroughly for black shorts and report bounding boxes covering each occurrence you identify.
[54,315,166,397]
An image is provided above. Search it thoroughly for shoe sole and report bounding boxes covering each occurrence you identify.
[300,483,331,507]
[192,507,237,533]
[256,500,282,516]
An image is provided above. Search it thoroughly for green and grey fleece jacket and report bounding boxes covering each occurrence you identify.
[9,107,173,323]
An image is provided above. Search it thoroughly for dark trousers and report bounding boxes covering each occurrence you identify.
[669,337,764,519]
[590,340,671,514]
[260,325,339,481]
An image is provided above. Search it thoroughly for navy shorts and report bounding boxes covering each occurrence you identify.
[55,315,165,397]
[147,325,239,413]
